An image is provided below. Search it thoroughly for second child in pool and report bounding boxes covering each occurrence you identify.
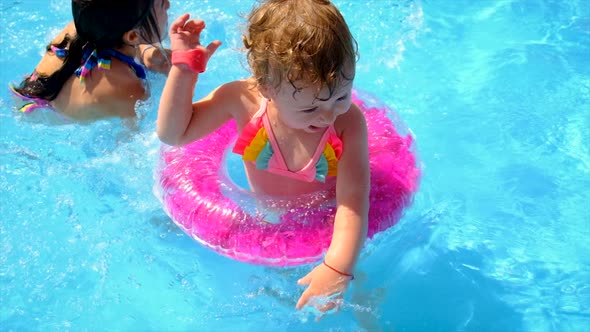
[12,0,171,122]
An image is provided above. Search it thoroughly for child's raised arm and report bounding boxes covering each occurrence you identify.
[138,44,171,74]
[157,14,223,146]
[296,103,370,312]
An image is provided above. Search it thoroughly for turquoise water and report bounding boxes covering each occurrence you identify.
[1,0,589,331]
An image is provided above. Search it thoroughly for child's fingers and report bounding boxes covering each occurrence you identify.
[318,302,338,313]
[185,19,206,33]
[318,296,342,312]
[206,40,223,57]
[295,290,312,310]
[169,14,190,34]
[297,272,312,286]
[314,301,340,321]
[296,291,341,313]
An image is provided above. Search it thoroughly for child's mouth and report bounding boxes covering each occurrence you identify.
[308,125,324,132]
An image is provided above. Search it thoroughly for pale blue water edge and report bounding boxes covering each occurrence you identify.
[1,0,589,331]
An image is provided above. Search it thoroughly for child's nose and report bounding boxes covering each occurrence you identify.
[320,104,348,124]
[320,109,338,124]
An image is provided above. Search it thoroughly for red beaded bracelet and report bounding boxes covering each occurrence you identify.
[323,261,354,280]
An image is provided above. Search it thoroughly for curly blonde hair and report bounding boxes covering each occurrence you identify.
[243,0,357,98]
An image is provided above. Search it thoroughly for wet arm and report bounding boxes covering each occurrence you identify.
[157,67,199,145]
[295,105,370,311]
[325,106,370,273]
[157,14,223,146]
[138,44,172,74]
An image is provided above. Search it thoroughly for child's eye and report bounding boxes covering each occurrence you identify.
[337,94,348,101]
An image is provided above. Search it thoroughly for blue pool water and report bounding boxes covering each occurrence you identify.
[1,0,589,331]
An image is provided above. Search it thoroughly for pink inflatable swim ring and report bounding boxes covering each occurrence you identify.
[155,90,420,266]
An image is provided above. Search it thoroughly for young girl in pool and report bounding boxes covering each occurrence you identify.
[11,0,171,122]
[157,0,368,313]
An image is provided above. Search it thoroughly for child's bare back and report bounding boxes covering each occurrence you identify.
[12,0,171,123]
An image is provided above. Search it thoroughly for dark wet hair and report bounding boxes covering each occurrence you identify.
[14,0,163,101]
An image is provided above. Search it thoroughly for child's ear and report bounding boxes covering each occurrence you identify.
[122,30,141,46]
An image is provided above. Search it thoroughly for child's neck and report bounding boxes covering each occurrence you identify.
[266,101,297,135]
[266,101,325,142]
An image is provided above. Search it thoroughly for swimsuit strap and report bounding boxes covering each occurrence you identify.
[251,97,268,119]
[233,97,344,183]
[103,49,147,79]
[74,45,146,83]
[8,85,51,113]
[46,33,71,59]
[50,45,67,58]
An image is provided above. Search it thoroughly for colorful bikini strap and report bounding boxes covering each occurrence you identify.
[50,45,67,58]
[8,84,51,113]
[74,47,108,82]
[74,45,146,83]
[103,49,147,80]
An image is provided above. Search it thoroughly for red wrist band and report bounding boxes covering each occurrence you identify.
[171,48,207,73]
[323,260,354,280]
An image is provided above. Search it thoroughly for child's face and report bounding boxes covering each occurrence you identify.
[269,79,353,133]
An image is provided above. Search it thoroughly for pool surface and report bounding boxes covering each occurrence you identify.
[1,0,589,331]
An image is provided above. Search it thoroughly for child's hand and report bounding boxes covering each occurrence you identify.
[169,14,221,55]
[139,45,172,74]
[295,262,352,315]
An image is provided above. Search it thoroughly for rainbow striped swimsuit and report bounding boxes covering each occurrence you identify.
[233,98,343,183]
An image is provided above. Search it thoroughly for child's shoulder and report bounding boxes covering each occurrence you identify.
[204,78,261,126]
[334,101,366,135]
[93,62,145,96]
[212,78,261,107]
[216,78,258,98]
